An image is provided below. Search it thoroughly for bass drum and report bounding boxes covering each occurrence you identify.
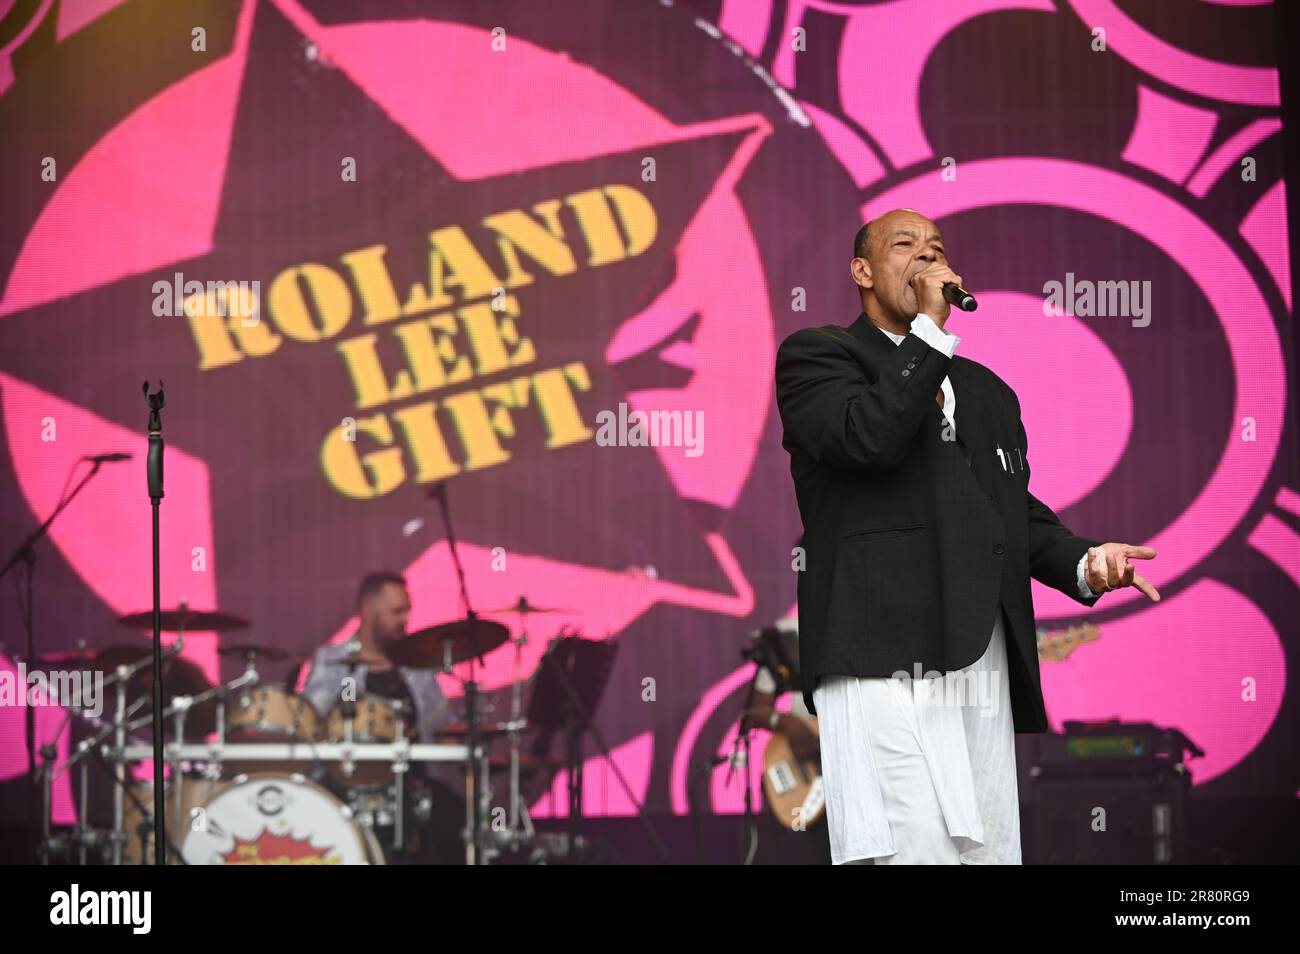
[180,773,384,865]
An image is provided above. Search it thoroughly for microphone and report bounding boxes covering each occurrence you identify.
[84,452,133,463]
[943,282,978,312]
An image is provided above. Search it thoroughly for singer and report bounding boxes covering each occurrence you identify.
[774,208,1160,864]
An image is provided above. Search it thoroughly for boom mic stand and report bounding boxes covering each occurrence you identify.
[0,455,114,861]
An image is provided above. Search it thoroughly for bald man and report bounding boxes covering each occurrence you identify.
[774,209,1159,864]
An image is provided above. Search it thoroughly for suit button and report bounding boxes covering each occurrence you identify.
[993,544,1005,555]
[901,369,911,377]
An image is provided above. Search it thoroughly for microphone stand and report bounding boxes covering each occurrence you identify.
[0,456,110,861]
[533,641,667,862]
[733,673,759,865]
[144,381,167,866]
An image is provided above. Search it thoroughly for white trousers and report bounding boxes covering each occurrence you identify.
[813,609,1022,865]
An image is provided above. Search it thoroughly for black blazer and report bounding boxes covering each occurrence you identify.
[775,314,1102,732]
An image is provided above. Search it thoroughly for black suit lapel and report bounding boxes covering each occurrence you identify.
[949,361,999,496]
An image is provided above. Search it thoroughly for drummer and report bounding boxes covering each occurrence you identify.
[302,570,452,760]
[301,571,464,863]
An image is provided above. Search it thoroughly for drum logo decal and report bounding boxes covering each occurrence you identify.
[219,830,343,865]
[253,784,287,816]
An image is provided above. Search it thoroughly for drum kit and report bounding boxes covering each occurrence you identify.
[31,596,582,865]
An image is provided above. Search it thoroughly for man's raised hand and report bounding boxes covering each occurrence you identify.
[1086,543,1160,602]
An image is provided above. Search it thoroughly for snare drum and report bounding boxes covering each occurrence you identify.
[226,686,320,775]
[323,696,402,788]
[180,773,383,865]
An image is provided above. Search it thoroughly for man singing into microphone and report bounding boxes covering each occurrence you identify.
[774,208,1160,864]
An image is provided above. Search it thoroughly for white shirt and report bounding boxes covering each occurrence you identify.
[814,615,1020,864]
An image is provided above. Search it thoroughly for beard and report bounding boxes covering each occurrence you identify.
[373,628,403,650]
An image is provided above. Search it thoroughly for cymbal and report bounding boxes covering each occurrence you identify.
[56,644,165,672]
[31,649,98,667]
[118,608,250,632]
[70,646,211,695]
[387,617,510,668]
[217,643,289,662]
[483,596,575,616]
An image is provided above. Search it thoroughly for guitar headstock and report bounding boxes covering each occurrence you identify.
[1036,621,1101,662]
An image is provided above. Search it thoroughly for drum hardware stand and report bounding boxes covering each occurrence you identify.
[82,695,147,864]
[30,691,97,864]
[339,657,360,783]
[36,729,64,864]
[112,667,128,863]
[208,668,258,778]
[106,644,173,864]
[76,741,90,864]
[231,650,263,716]
[39,731,93,864]
[496,717,535,849]
[57,705,95,866]
[39,688,190,865]
[64,737,104,864]
[0,452,119,861]
[501,619,535,852]
[38,636,179,864]
[87,745,189,865]
[144,380,169,866]
[462,675,484,864]
[102,632,193,864]
[169,695,195,840]
[63,671,146,865]
[427,480,490,865]
[392,727,407,852]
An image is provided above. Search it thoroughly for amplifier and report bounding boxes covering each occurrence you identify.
[1024,720,1197,864]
